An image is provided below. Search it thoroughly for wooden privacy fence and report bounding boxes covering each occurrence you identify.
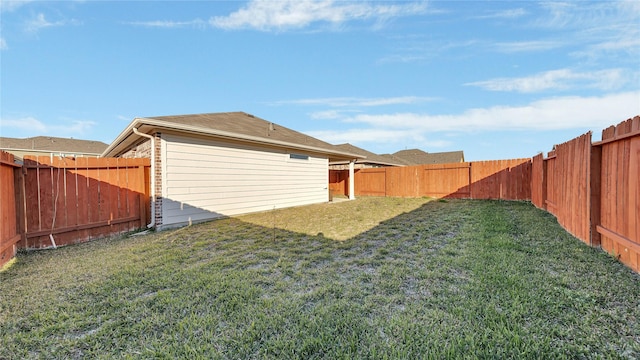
[1,151,21,268]
[537,132,593,243]
[2,155,151,252]
[331,159,531,200]
[532,116,639,272]
[596,117,639,271]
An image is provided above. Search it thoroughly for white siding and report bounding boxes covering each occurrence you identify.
[160,134,329,227]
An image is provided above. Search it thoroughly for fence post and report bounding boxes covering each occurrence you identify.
[468,162,473,199]
[15,166,27,247]
[138,165,147,229]
[590,145,602,247]
[541,158,548,210]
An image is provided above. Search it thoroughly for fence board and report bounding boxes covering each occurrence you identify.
[21,156,150,249]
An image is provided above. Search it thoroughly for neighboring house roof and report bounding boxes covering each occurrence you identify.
[391,149,465,165]
[377,153,414,166]
[0,136,108,156]
[331,143,404,167]
[103,112,365,162]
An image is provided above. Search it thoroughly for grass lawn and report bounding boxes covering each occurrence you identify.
[1,198,639,359]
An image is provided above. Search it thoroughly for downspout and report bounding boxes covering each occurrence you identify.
[132,127,155,228]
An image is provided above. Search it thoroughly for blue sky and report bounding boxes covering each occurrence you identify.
[1,0,639,161]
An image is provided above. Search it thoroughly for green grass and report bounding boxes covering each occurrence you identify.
[1,198,638,359]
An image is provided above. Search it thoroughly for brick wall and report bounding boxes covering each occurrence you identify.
[120,139,151,159]
[154,132,163,226]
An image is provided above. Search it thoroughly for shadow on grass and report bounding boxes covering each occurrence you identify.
[1,199,639,359]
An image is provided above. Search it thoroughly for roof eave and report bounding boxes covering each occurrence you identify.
[102,118,365,161]
[0,147,103,156]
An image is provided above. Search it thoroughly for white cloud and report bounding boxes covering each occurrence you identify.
[0,0,34,13]
[26,13,61,32]
[210,0,428,31]
[25,13,79,33]
[378,39,482,64]
[310,110,345,120]
[305,93,638,154]
[466,68,628,93]
[589,37,640,53]
[307,128,428,145]
[274,96,437,107]
[343,92,640,132]
[0,38,7,50]
[0,117,48,132]
[125,19,206,29]
[494,40,563,53]
[0,117,97,137]
[307,128,452,148]
[475,8,526,19]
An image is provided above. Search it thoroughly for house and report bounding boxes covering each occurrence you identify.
[102,112,364,230]
[0,136,108,161]
[329,143,404,169]
[388,149,465,165]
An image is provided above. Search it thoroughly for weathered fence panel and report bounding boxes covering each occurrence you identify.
[341,159,531,200]
[531,153,546,209]
[469,159,531,200]
[596,116,640,272]
[544,133,592,244]
[0,151,21,267]
[329,169,348,197]
[354,169,386,196]
[21,156,150,249]
[387,166,420,197]
[422,163,471,198]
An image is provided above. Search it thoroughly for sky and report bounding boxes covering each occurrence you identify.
[1,0,639,161]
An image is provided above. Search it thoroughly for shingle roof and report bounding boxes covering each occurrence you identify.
[332,143,404,166]
[103,112,364,161]
[148,112,339,151]
[0,136,108,155]
[391,149,465,165]
[377,153,414,166]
